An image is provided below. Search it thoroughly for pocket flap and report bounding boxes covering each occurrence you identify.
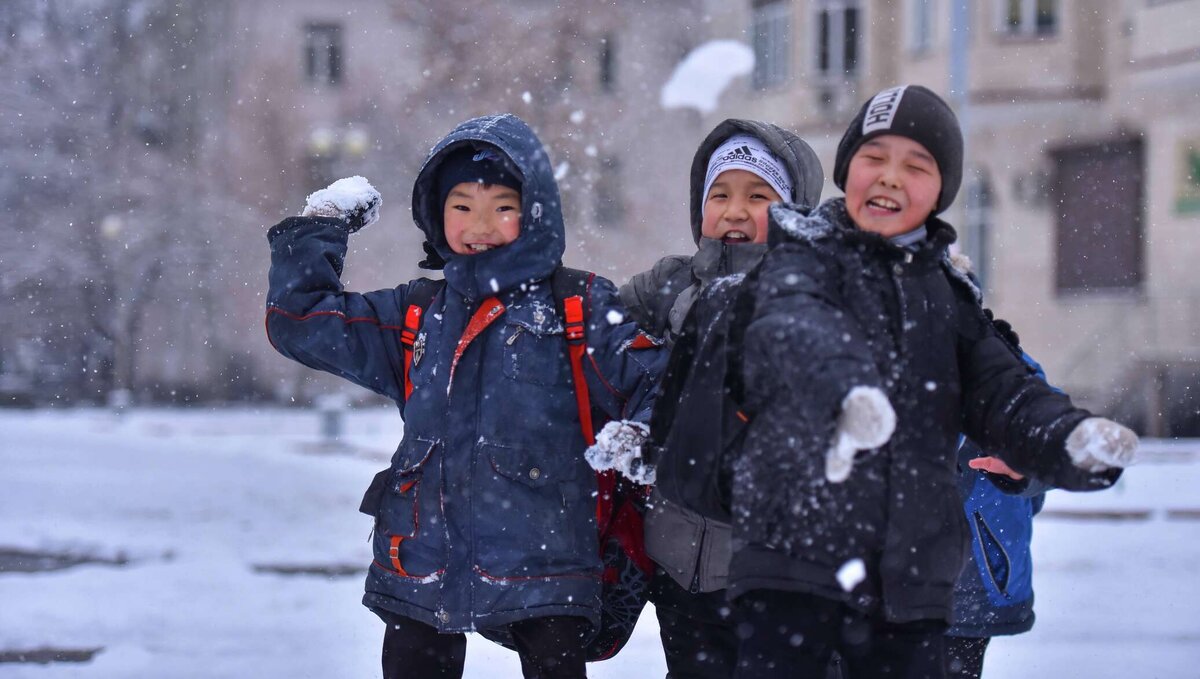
[484,442,572,489]
[392,436,437,475]
[505,302,564,336]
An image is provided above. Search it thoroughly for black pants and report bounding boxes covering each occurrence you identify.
[944,636,989,679]
[651,571,843,679]
[650,570,738,679]
[380,611,590,679]
[733,590,946,679]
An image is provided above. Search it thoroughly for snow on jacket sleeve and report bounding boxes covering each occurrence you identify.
[742,241,883,420]
[955,300,1121,492]
[618,255,693,340]
[265,216,406,402]
[584,275,668,424]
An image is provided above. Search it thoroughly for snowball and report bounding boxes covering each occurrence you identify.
[302,176,381,228]
[584,420,654,485]
[605,310,624,325]
[836,558,866,592]
[660,40,755,114]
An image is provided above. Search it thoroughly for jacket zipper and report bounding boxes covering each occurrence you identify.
[688,518,708,593]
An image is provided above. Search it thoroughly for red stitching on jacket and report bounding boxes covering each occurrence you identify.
[265,306,405,330]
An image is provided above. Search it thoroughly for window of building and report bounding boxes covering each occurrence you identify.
[998,0,1058,37]
[909,0,936,54]
[599,35,616,92]
[752,0,791,90]
[963,171,993,292]
[595,156,625,226]
[1052,139,1144,294]
[814,0,860,79]
[304,23,343,86]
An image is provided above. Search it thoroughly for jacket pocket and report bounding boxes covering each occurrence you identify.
[477,442,596,577]
[643,492,704,590]
[973,510,1012,597]
[373,436,443,579]
[501,312,570,386]
[378,437,437,533]
[359,468,390,516]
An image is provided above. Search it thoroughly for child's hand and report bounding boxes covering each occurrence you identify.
[968,456,1024,480]
[825,386,896,483]
[585,420,654,485]
[301,176,382,233]
[1065,417,1139,472]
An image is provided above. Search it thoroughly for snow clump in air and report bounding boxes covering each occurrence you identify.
[660,40,755,114]
[836,558,866,592]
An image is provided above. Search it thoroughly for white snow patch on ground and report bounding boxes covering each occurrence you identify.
[660,40,754,114]
[1,410,1198,678]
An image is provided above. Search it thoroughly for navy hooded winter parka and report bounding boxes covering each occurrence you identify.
[265,114,664,633]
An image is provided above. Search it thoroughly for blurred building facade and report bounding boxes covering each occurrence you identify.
[700,0,1200,435]
[4,0,1197,434]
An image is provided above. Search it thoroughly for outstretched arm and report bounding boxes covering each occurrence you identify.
[957,302,1132,491]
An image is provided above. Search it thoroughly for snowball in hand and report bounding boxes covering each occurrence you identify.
[301,176,382,232]
[825,386,896,483]
[1066,417,1139,472]
[585,420,655,485]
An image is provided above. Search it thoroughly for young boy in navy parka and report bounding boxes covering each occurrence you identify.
[266,114,664,679]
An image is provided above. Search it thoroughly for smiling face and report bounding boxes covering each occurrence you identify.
[700,169,783,245]
[844,135,942,238]
[442,182,522,255]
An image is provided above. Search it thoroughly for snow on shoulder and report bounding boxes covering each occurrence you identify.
[302,176,382,228]
[769,202,833,243]
[660,40,754,114]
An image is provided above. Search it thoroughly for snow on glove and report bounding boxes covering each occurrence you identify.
[301,176,381,232]
[1065,417,1139,472]
[585,420,655,485]
[825,386,896,483]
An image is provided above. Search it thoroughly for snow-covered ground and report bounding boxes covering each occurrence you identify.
[1,407,1197,678]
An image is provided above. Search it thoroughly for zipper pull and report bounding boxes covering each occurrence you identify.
[506,326,525,345]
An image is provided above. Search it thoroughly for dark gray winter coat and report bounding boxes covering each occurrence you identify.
[266,114,664,633]
[620,119,823,592]
[730,199,1121,624]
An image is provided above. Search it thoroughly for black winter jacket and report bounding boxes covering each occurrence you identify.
[730,199,1120,623]
[620,119,824,592]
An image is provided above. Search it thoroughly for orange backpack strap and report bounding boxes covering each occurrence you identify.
[551,267,597,445]
[561,294,595,445]
[400,278,444,401]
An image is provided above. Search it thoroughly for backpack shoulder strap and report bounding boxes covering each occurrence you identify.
[550,266,597,445]
[401,277,445,401]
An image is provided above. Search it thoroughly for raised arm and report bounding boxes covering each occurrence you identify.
[266,215,408,403]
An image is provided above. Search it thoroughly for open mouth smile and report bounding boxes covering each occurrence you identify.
[865,197,902,213]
